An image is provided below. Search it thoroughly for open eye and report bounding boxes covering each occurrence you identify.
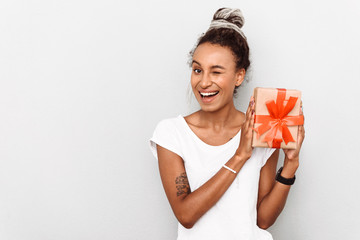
[193,68,202,74]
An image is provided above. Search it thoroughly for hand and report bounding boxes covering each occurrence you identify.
[236,96,255,161]
[283,101,305,163]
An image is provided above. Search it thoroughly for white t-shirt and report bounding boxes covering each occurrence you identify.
[150,115,275,240]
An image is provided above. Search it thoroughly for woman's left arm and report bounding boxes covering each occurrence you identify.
[256,113,305,229]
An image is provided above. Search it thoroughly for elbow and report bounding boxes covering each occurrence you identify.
[177,212,196,229]
[257,218,274,230]
[257,222,271,230]
[180,221,195,229]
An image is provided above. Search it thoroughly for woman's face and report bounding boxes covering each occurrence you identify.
[191,42,245,112]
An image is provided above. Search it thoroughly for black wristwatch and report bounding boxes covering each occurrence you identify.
[276,167,296,185]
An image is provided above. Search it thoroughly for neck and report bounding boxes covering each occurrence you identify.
[198,102,238,129]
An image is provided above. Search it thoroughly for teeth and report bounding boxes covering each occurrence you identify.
[200,92,218,97]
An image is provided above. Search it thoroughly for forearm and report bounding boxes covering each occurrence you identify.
[257,159,299,229]
[177,153,247,228]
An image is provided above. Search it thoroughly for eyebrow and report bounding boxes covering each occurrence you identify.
[192,60,226,70]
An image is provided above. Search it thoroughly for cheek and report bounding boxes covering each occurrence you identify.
[217,77,236,92]
[190,75,198,89]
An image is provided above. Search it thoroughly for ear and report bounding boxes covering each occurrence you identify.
[235,68,246,87]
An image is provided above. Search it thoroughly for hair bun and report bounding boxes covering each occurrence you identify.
[213,8,245,29]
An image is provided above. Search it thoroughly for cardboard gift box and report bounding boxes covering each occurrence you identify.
[252,87,304,149]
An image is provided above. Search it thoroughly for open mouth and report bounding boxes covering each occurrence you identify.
[199,91,219,98]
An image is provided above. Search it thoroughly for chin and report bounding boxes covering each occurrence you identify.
[199,104,221,113]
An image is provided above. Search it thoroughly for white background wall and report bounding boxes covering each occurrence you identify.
[1,0,359,239]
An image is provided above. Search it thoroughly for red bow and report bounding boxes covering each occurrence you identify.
[254,89,304,148]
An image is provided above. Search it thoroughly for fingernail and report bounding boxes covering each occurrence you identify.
[252,110,255,115]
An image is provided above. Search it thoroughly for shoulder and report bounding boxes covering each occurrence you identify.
[150,115,185,159]
[151,115,186,146]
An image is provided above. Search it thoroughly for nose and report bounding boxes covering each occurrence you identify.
[199,73,212,89]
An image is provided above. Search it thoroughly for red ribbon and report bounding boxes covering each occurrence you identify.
[254,88,304,148]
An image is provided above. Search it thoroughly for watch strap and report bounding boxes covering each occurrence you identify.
[276,167,296,185]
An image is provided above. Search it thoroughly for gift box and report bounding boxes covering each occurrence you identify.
[252,87,304,149]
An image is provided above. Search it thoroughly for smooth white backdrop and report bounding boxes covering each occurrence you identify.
[1,0,359,239]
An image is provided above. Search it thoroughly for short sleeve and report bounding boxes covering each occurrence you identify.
[259,147,276,167]
[149,119,183,160]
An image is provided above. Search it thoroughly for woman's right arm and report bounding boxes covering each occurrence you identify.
[157,98,255,229]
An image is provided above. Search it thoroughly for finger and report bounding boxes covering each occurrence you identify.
[300,124,305,139]
[245,104,251,120]
[249,96,256,126]
[247,97,255,121]
[246,97,254,113]
[283,148,288,155]
[245,111,254,129]
[245,109,252,124]
[299,101,305,127]
[282,148,296,160]
[242,116,249,132]
[248,108,255,130]
[297,125,305,146]
[248,96,254,108]
[303,125,305,136]
[250,95,255,111]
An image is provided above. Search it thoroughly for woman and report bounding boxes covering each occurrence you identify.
[150,7,305,240]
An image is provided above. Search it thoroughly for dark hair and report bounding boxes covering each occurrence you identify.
[189,8,251,93]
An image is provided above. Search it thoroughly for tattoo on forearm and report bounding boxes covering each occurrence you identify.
[175,172,191,197]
